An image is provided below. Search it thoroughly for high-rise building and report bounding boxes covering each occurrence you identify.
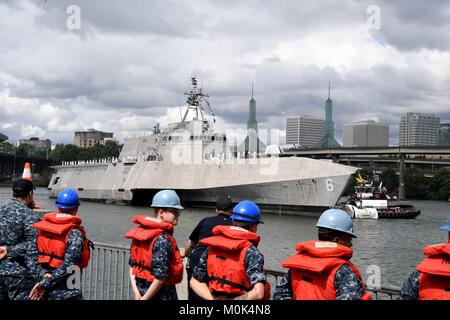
[19,137,52,158]
[318,82,341,148]
[239,84,266,154]
[285,116,324,147]
[343,120,389,147]
[74,129,114,148]
[439,123,450,146]
[399,112,440,146]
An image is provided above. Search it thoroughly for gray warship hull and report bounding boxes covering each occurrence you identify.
[48,156,357,214]
[48,78,358,214]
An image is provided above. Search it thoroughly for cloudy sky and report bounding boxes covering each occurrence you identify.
[1,0,449,146]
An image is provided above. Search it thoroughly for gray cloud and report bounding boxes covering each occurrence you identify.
[0,0,449,146]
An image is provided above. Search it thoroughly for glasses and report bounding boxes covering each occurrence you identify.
[164,208,180,217]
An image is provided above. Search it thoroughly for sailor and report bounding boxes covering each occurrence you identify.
[190,200,269,300]
[29,188,92,300]
[182,195,234,300]
[399,216,450,300]
[0,179,41,300]
[125,190,184,300]
[273,208,372,300]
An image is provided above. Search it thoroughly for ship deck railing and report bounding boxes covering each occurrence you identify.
[82,242,401,300]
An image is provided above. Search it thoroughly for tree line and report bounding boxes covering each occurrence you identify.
[353,167,450,201]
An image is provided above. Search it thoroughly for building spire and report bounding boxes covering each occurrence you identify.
[328,80,330,100]
[252,82,254,100]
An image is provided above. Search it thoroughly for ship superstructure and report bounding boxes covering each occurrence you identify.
[48,78,358,213]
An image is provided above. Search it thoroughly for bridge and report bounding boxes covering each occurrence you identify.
[0,133,7,142]
[282,146,450,156]
[0,151,51,181]
[282,146,450,199]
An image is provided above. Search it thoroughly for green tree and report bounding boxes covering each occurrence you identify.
[404,167,429,199]
[429,167,450,200]
[49,142,122,165]
[380,168,399,194]
[50,144,80,164]
[16,144,32,157]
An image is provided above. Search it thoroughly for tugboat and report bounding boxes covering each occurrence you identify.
[342,173,421,219]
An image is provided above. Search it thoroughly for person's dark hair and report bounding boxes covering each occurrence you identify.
[13,190,32,199]
[12,179,34,199]
[232,220,254,230]
[317,227,347,241]
[216,195,233,212]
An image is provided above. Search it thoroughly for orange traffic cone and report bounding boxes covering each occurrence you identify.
[22,163,32,181]
[21,163,41,209]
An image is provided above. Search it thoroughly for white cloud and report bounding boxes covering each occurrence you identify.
[0,0,449,146]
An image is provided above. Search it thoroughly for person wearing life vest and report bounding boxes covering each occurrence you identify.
[182,194,234,300]
[190,200,269,300]
[273,208,372,300]
[125,189,184,300]
[29,188,91,300]
[399,216,450,300]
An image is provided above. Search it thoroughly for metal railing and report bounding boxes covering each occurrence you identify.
[83,242,401,300]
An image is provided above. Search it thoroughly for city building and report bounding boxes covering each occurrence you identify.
[285,116,324,147]
[399,112,440,146]
[238,85,266,155]
[439,123,450,146]
[74,129,114,148]
[318,82,341,148]
[99,137,119,146]
[343,120,389,147]
[19,137,51,158]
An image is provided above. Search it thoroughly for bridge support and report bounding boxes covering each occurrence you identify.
[398,153,406,200]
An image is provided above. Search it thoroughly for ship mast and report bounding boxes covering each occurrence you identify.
[182,77,211,122]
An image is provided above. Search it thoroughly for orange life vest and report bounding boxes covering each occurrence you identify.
[281,240,372,300]
[200,225,270,299]
[124,215,183,285]
[33,212,91,269]
[416,243,450,300]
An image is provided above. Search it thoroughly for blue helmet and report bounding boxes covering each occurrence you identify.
[316,208,356,238]
[230,200,263,224]
[440,216,450,232]
[56,189,80,209]
[150,190,184,210]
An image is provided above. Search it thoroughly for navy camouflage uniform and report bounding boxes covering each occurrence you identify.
[399,270,420,300]
[192,245,267,298]
[0,199,41,300]
[37,228,86,300]
[273,264,364,300]
[129,233,178,300]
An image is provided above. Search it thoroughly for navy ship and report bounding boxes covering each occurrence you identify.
[48,78,358,214]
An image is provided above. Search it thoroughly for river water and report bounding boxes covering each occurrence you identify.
[1,187,449,288]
